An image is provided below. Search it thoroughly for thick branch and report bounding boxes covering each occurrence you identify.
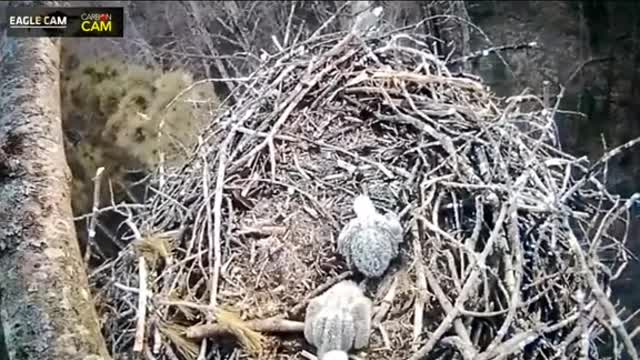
[186,318,305,340]
[0,2,110,359]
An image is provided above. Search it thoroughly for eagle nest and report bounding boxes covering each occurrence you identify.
[88,28,640,360]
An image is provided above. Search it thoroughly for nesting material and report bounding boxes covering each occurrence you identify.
[304,280,373,359]
[89,25,640,360]
[337,194,404,278]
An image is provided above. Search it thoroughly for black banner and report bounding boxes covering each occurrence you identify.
[6,7,124,37]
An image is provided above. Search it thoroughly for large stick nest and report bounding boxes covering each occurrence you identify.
[89,28,639,360]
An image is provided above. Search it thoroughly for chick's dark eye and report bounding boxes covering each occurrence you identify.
[133,96,147,107]
[134,127,145,142]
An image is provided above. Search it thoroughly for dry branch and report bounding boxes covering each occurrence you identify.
[0,2,110,358]
[186,317,305,340]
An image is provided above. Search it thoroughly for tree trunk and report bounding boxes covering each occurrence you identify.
[0,2,111,359]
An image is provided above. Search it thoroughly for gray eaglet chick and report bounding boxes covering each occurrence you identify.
[304,280,373,360]
[350,1,383,35]
[337,195,403,278]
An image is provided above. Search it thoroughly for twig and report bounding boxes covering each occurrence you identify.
[372,274,398,326]
[425,266,475,359]
[185,318,305,339]
[134,256,148,353]
[448,41,541,65]
[409,201,511,360]
[84,166,105,265]
[565,218,639,360]
[562,136,640,203]
[412,189,428,347]
[564,56,613,85]
[187,1,238,98]
[289,271,354,316]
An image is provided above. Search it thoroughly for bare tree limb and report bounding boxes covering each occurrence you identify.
[0,2,110,359]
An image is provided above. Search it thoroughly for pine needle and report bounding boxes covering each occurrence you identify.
[214,305,265,355]
[159,322,199,360]
[133,234,173,266]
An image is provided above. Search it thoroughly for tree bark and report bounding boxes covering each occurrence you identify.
[0,2,111,359]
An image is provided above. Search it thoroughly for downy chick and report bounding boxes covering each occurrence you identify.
[337,195,403,278]
[321,350,349,360]
[304,280,373,359]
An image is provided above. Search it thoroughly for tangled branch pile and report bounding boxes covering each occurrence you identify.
[89,26,639,360]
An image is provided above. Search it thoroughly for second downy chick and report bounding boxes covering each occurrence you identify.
[304,280,373,359]
[321,350,349,360]
[337,195,403,278]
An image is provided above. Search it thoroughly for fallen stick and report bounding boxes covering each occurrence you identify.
[185,317,305,339]
[133,256,148,353]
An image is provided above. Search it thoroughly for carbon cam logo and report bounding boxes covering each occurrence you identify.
[80,11,113,33]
